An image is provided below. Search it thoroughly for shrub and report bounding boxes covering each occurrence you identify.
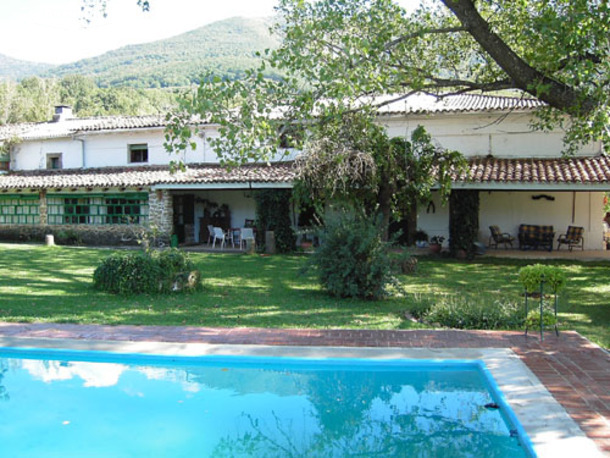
[93,252,161,295]
[155,249,199,292]
[93,249,201,295]
[412,294,524,330]
[309,212,394,300]
[254,189,296,253]
[518,264,566,294]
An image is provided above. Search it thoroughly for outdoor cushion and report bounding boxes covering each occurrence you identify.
[518,224,555,251]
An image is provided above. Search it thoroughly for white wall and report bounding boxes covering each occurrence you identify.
[11,126,300,171]
[417,190,606,250]
[383,112,601,158]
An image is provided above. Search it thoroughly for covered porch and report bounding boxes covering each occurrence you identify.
[417,155,610,252]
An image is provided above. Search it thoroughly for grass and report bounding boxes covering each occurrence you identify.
[0,243,608,349]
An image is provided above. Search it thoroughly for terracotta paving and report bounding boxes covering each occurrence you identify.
[0,323,608,455]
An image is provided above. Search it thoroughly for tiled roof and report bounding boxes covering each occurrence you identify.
[376,93,544,115]
[0,162,296,190]
[0,93,543,142]
[461,155,610,184]
[0,115,168,141]
[1,156,608,191]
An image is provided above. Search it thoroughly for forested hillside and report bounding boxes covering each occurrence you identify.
[46,17,280,88]
[0,16,280,124]
[0,76,179,124]
[0,54,53,80]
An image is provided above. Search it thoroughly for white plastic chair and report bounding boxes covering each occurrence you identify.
[207,225,215,245]
[240,227,255,250]
[212,227,227,249]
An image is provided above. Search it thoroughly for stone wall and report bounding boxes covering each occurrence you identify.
[0,224,152,246]
[148,189,173,236]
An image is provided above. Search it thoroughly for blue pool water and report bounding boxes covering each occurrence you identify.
[0,348,532,457]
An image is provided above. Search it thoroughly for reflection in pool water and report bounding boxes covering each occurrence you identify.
[0,352,528,457]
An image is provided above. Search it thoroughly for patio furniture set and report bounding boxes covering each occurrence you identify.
[488,225,585,252]
[206,224,256,250]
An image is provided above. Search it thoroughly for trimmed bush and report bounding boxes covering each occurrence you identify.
[93,249,200,295]
[309,212,394,300]
[518,264,566,294]
[93,252,161,295]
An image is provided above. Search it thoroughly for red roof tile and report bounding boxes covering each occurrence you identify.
[461,155,610,184]
[0,162,296,190]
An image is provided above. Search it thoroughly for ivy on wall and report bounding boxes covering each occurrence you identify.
[254,189,295,253]
[449,190,480,257]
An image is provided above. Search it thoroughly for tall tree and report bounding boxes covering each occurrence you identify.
[165,0,609,158]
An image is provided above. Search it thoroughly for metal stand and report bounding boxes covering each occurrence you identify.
[524,275,559,341]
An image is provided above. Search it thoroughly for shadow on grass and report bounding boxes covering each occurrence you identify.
[0,244,608,346]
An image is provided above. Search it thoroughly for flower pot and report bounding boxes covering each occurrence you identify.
[429,243,442,254]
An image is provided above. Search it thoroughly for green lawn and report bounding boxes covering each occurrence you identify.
[1,243,608,349]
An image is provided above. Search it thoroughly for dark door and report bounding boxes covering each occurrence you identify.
[173,195,194,243]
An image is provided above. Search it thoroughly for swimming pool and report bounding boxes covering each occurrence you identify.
[0,346,532,457]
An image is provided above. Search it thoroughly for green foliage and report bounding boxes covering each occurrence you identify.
[254,190,296,253]
[413,295,525,330]
[449,190,480,257]
[308,211,394,300]
[93,251,161,295]
[525,309,557,329]
[93,248,200,295]
[55,229,82,246]
[0,75,178,125]
[518,264,567,294]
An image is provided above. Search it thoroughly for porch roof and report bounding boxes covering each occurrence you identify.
[0,162,296,191]
[455,155,610,190]
[1,155,609,192]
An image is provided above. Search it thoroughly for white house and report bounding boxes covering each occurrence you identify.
[0,95,608,249]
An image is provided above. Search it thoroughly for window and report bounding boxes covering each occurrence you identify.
[63,197,90,224]
[0,195,39,224]
[129,144,148,163]
[46,153,63,170]
[105,196,144,224]
[47,193,148,225]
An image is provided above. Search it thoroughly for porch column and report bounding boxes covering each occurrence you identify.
[148,189,173,237]
[39,190,47,225]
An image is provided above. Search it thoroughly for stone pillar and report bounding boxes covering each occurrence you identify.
[39,190,47,225]
[148,189,173,237]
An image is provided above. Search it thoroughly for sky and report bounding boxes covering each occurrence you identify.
[0,0,418,65]
[0,0,279,65]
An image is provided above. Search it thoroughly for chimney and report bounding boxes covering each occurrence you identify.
[52,105,74,122]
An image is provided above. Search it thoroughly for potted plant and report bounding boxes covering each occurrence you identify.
[429,235,444,254]
[414,229,429,248]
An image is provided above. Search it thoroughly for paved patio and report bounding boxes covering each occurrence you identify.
[0,323,607,455]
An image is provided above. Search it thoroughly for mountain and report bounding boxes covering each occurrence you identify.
[0,54,53,80]
[45,16,281,88]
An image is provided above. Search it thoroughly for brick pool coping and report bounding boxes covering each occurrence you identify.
[0,323,608,455]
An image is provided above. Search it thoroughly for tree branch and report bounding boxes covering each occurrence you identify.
[440,0,594,116]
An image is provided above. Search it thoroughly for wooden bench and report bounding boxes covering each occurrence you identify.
[518,224,555,251]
